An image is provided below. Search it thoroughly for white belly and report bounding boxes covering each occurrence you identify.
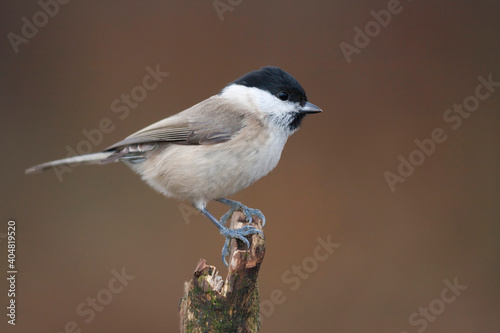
[130,130,288,209]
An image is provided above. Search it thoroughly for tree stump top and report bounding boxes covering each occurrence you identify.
[179,211,265,333]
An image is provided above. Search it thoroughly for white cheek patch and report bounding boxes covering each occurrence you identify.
[220,84,300,116]
[251,89,298,116]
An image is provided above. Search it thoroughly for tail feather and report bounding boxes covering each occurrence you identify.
[25,152,113,174]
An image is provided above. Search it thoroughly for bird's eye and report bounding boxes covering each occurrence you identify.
[278,91,289,101]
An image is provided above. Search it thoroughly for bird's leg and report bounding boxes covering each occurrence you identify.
[216,198,266,228]
[200,208,263,267]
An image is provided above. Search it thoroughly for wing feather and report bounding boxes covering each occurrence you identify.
[106,96,245,151]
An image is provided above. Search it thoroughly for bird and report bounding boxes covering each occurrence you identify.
[26,66,322,266]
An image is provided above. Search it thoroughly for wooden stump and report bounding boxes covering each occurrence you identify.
[179,211,266,333]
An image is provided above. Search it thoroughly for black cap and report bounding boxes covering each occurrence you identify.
[232,66,308,106]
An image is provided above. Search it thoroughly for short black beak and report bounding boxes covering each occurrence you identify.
[299,102,322,114]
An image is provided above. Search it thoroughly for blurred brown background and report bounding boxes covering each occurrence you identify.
[1,0,499,332]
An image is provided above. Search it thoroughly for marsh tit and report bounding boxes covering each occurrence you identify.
[26,66,322,266]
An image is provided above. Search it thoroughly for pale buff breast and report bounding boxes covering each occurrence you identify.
[129,119,288,209]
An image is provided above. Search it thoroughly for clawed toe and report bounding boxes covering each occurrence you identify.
[219,225,264,267]
[217,198,266,227]
[200,201,265,267]
[241,207,266,227]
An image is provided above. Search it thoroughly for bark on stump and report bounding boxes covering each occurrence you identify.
[179,211,265,333]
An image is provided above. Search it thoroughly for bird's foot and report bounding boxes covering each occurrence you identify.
[217,198,266,227]
[219,225,264,267]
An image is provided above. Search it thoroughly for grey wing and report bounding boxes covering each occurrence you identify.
[102,97,245,163]
[105,115,193,149]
